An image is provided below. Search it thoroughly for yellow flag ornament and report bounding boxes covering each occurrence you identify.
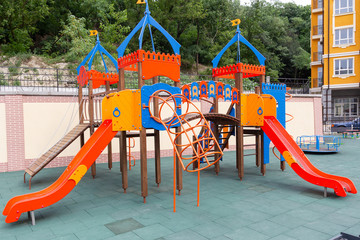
[137,0,146,4]
[90,30,98,36]
[231,19,241,26]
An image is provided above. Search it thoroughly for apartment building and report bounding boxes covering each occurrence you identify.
[310,0,359,124]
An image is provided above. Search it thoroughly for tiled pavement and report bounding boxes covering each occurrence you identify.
[1,138,360,239]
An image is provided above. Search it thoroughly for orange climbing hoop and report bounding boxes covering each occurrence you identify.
[145,90,223,211]
[127,134,136,170]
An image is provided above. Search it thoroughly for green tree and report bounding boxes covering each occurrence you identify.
[0,0,50,53]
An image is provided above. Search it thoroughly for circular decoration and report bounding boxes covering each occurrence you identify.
[113,107,121,118]
[257,107,263,115]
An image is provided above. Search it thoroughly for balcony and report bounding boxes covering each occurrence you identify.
[313,0,323,10]
[312,78,323,88]
[313,25,323,36]
[313,51,323,62]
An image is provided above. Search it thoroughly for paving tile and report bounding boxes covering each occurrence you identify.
[268,235,296,240]
[248,220,290,237]
[51,234,79,240]
[163,229,208,240]
[287,208,323,221]
[85,204,118,217]
[1,145,360,240]
[106,231,143,240]
[105,218,144,235]
[16,229,55,240]
[284,226,332,240]
[190,222,232,239]
[268,213,308,229]
[215,214,254,230]
[343,223,360,236]
[325,212,360,227]
[50,221,87,235]
[75,225,115,240]
[133,223,174,240]
[304,219,347,236]
[224,226,270,240]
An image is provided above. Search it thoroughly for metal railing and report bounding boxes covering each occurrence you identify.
[313,25,323,36]
[277,78,310,94]
[313,52,323,62]
[312,78,323,88]
[0,66,311,94]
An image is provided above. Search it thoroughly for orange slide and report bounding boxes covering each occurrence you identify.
[261,116,357,197]
[3,120,117,223]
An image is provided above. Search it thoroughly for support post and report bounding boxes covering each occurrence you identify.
[153,76,161,187]
[89,80,96,178]
[213,77,220,175]
[259,74,266,175]
[235,72,244,180]
[118,68,128,192]
[174,81,183,194]
[255,86,261,167]
[78,84,85,149]
[138,63,148,202]
[105,81,113,170]
[28,211,35,225]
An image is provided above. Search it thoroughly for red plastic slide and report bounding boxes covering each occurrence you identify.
[3,120,117,223]
[262,116,357,197]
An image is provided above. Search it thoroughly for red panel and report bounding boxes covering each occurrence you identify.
[212,63,266,79]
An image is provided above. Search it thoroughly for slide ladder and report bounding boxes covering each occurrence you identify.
[3,120,117,223]
[262,116,357,197]
[24,123,90,189]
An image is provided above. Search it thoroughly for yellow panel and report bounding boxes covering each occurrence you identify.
[102,92,117,121]
[261,94,277,118]
[282,151,297,166]
[240,94,247,124]
[334,14,354,28]
[241,94,264,126]
[69,165,88,185]
[111,90,142,131]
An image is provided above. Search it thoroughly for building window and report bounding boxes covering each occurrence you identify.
[334,27,354,45]
[334,58,354,76]
[335,0,353,15]
[334,98,359,117]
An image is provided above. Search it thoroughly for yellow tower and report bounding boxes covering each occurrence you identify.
[311,0,360,125]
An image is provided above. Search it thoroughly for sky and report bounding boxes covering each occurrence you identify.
[240,0,311,6]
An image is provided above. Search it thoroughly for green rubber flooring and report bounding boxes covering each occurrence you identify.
[1,138,360,240]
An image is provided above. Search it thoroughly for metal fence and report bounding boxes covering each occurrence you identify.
[0,66,310,94]
[276,78,311,94]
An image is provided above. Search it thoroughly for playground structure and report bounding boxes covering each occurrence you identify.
[3,0,357,225]
[297,135,341,153]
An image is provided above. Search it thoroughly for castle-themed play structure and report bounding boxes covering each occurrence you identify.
[3,0,357,225]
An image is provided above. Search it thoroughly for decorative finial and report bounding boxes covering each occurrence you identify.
[231,19,241,26]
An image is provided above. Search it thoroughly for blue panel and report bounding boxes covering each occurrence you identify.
[191,82,200,101]
[141,83,181,131]
[262,83,287,164]
[183,87,190,101]
[224,84,232,102]
[208,81,216,98]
